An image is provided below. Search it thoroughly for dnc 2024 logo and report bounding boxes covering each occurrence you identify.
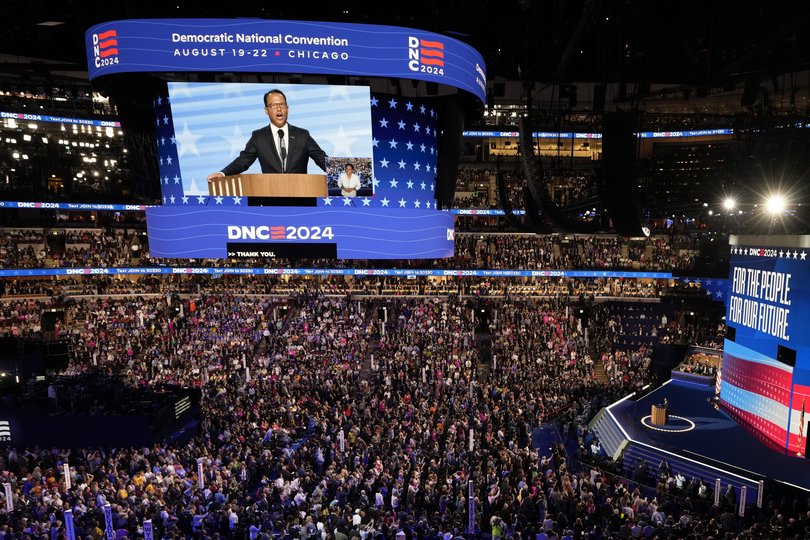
[91,29,120,68]
[407,36,445,76]
[0,421,11,443]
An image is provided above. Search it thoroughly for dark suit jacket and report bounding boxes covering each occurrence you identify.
[220,123,327,175]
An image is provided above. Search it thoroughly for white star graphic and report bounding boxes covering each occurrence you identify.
[406,101,414,111]
[170,136,177,145]
[226,124,246,157]
[233,196,242,205]
[397,120,406,130]
[779,250,784,258]
[793,250,799,259]
[420,144,426,152]
[406,141,414,150]
[162,196,166,204]
[330,125,360,157]
[182,196,189,204]
[426,201,431,209]
[388,98,398,108]
[414,199,421,208]
[163,176,169,185]
[430,108,435,117]
[372,178,380,188]
[362,198,371,206]
[370,97,379,107]
[174,175,180,184]
[160,137,166,146]
[398,198,407,207]
[169,195,176,204]
[379,158,389,168]
[163,116,169,125]
[414,162,421,170]
[187,177,203,195]
[389,139,398,149]
[328,85,352,102]
[398,160,407,169]
[175,121,202,158]
[406,180,414,189]
[343,197,353,206]
[420,181,427,190]
[379,118,389,128]
[372,137,379,147]
[430,183,435,191]
[197,196,206,204]
[801,251,807,260]
[155,118,160,127]
[156,96,162,106]
[380,197,390,207]
[420,105,426,114]
[389,179,399,188]
[159,157,164,166]
[215,196,224,204]
[413,123,421,132]
[166,156,173,165]
[323,198,333,205]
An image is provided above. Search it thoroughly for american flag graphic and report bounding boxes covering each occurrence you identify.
[799,398,804,454]
[96,30,118,59]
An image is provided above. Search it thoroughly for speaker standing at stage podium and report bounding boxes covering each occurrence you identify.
[663,396,669,423]
[207,89,328,180]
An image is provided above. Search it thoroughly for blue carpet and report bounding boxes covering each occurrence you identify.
[531,422,563,457]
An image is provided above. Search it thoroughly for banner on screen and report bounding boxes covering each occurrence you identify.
[85,19,486,102]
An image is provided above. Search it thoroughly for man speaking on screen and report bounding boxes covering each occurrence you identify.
[207,89,328,180]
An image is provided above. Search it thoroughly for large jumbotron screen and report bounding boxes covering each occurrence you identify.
[720,238,810,455]
[85,18,487,260]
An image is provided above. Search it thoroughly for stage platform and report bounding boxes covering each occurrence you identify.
[608,379,810,494]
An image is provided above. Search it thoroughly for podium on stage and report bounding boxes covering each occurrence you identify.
[207,173,328,198]
[651,403,669,426]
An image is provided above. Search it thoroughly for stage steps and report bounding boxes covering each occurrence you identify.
[594,361,609,384]
[621,442,759,504]
[588,408,627,459]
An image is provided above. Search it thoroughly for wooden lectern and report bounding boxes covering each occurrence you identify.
[651,404,668,426]
[208,173,327,198]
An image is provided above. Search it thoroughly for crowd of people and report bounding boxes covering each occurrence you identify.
[0,270,726,340]
[0,278,803,539]
[0,226,705,275]
[452,168,597,211]
[454,234,698,272]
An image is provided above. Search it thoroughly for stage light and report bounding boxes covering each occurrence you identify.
[723,198,736,210]
[766,195,785,214]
